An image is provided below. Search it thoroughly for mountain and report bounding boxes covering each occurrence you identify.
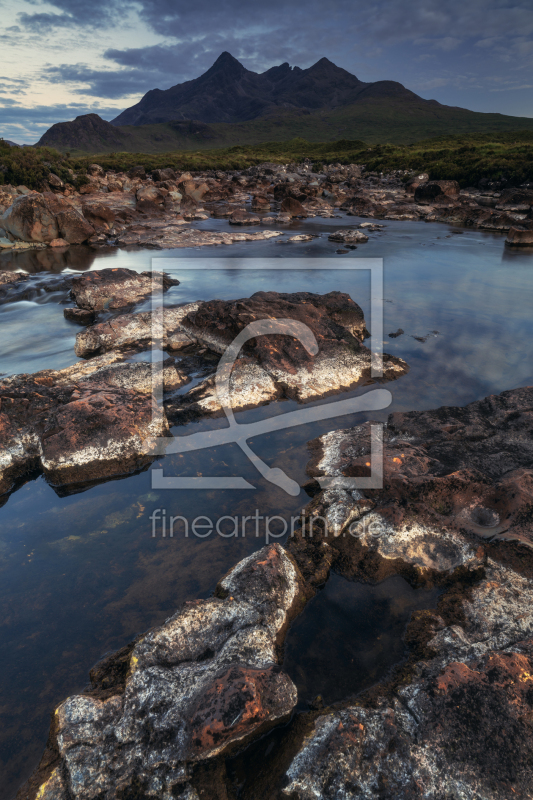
[36,104,533,155]
[111,52,436,126]
[38,113,130,151]
[34,53,533,155]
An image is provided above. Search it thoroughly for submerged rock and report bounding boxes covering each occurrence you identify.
[19,544,305,800]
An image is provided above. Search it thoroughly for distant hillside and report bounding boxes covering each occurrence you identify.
[38,101,533,155]
[111,52,433,127]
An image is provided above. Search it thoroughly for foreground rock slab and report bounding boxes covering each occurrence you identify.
[19,544,305,800]
[0,356,182,499]
[70,267,179,311]
[281,386,533,800]
[74,291,408,421]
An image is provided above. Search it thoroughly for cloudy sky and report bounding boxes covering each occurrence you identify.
[1,0,533,143]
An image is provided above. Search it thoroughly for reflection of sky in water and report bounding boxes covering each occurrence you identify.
[284,573,441,707]
[0,216,532,798]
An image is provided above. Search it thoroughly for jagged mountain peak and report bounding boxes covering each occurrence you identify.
[110,52,432,127]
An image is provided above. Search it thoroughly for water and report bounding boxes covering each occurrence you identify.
[0,214,532,798]
[284,573,441,708]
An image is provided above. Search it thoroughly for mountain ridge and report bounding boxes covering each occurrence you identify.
[110,51,438,126]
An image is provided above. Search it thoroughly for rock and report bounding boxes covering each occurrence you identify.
[70,268,180,312]
[0,270,28,287]
[229,210,261,225]
[179,180,209,205]
[87,164,105,177]
[47,173,64,189]
[49,238,69,248]
[414,180,460,203]
[306,386,533,550]
[128,165,146,180]
[136,197,165,216]
[281,385,533,800]
[284,636,533,800]
[506,227,533,246]
[43,193,96,244]
[63,308,96,325]
[21,544,304,800]
[495,187,533,212]
[405,172,429,194]
[251,194,271,210]
[280,196,307,217]
[288,234,314,242]
[74,303,200,358]
[1,194,59,242]
[0,356,179,497]
[177,290,407,407]
[152,167,176,182]
[136,184,165,205]
[81,203,115,230]
[328,229,369,243]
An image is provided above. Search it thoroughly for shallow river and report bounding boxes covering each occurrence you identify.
[0,212,532,798]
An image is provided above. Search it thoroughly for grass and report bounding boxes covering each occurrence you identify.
[2,130,533,190]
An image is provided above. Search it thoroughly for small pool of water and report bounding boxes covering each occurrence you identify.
[284,572,441,708]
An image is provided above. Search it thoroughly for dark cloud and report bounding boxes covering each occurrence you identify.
[44,63,159,99]
[18,0,130,30]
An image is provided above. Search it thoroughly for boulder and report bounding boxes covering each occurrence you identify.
[47,173,64,189]
[176,290,407,408]
[43,193,95,244]
[81,203,116,230]
[151,167,176,182]
[179,179,209,204]
[251,194,271,210]
[49,238,69,248]
[70,267,180,312]
[414,180,460,203]
[280,196,307,217]
[136,184,164,205]
[127,165,146,180]
[506,227,533,246]
[64,308,96,325]
[1,194,59,243]
[87,164,105,177]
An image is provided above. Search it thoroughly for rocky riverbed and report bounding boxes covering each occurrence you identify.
[17,387,533,800]
[2,163,533,800]
[0,268,407,503]
[1,161,533,253]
